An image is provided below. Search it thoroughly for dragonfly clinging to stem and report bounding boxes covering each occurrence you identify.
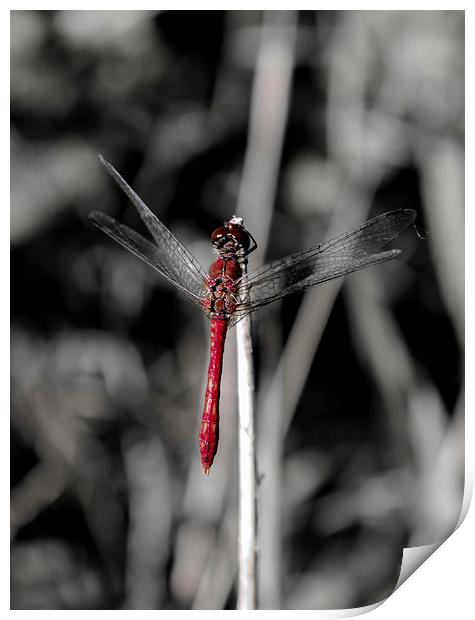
[89,155,416,474]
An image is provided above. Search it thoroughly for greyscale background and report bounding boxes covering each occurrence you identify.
[11,10,464,610]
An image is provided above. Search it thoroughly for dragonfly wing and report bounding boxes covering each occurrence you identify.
[96,155,208,300]
[234,209,416,315]
[90,211,206,304]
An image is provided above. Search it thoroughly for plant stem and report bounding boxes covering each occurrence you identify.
[233,12,297,608]
[236,258,257,610]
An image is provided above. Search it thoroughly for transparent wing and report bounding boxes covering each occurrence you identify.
[90,156,208,303]
[232,209,416,318]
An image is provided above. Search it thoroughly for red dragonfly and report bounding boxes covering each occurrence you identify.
[90,155,416,474]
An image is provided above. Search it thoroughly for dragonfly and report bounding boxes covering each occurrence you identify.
[90,155,416,474]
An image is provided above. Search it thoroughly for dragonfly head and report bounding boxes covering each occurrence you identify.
[211,216,254,256]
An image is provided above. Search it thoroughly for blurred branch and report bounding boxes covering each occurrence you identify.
[345,271,415,470]
[414,134,464,348]
[235,11,297,263]
[191,504,237,609]
[407,381,464,545]
[11,461,69,538]
[10,331,144,592]
[345,268,463,544]
[122,432,171,609]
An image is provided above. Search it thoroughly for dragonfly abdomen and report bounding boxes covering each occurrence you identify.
[200,317,228,474]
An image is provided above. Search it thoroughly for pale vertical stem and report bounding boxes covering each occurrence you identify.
[236,259,257,610]
[235,11,297,609]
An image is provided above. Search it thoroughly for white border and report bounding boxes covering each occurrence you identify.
[7,5,470,616]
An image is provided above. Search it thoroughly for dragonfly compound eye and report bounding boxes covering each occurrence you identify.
[227,224,252,251]
[211,226,228,247]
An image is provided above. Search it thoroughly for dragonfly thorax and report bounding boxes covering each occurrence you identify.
[202,256,242,318]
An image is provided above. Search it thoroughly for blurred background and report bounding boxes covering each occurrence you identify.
[10,10,464,610]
